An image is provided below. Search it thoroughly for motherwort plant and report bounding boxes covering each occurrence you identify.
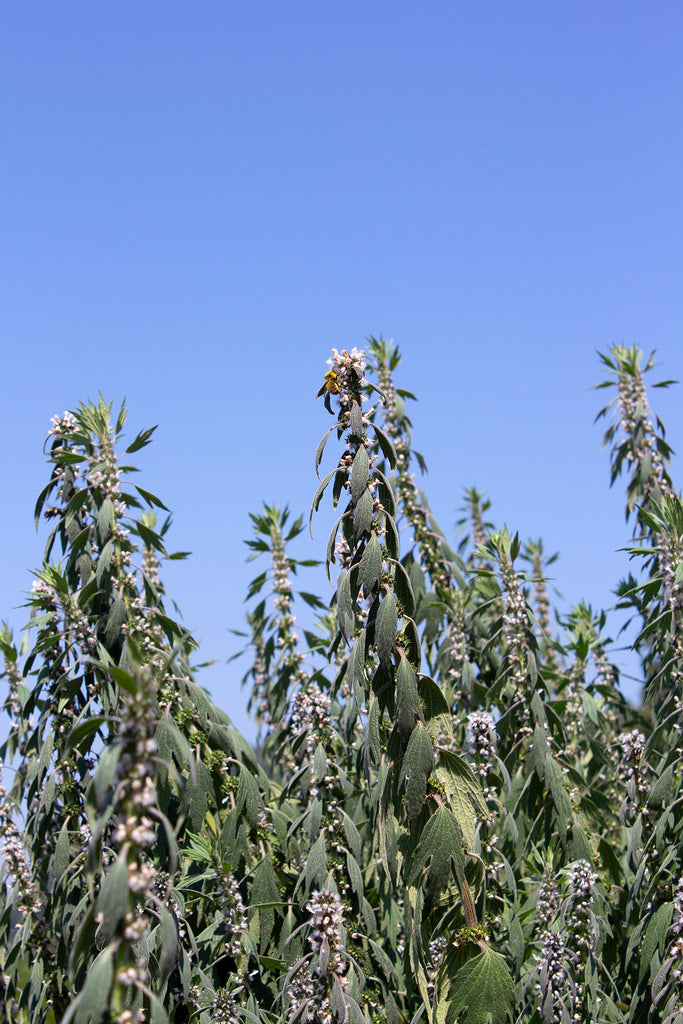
[1,345,683,1024]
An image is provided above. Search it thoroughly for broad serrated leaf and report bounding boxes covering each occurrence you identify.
[406,805,463,907]
[395,651,421,741]
[348,628,367,704]
[418,674,451,742]
[353,487,375,542]
[402,614,421,669]
[400,721,434,825]
[375,592,398,667]
[435,749,489,851]
[251,857,280,948]
[358,534,383,596]
[389,558,416,617]
[188,759,214,831]
[235,765,261,824]
[384,511,400,561]
[446,947,515,1024]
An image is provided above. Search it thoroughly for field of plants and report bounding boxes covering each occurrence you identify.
[1,341,682,1024]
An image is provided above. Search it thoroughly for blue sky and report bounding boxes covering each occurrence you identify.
[1,2,681,741]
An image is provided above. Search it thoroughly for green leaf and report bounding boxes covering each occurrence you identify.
[406,805,463,908]
[371,422,397,469]
[436,750,489,852]
[353,487,374,542]
[135,519,168,553]
[396,651,421,740]
[545,752,573,831]
[418,674,451,743]
[135,484,170,510]
[402,615,421,670]
[188,759,214,831]
[96,497,115,545]
[375,592,398,667]
[358,535,383,596]
[54,821,72,886]
[95,853,129,943]
[315,424,337,477]
[349,400,364,438]
[648,763,674,808]
[337,569,356,642]
[351,445,370,504]
[125,425,158,453]
[384,510,400,561]
[236,765,261,823]
[71,946,115,1024]
[303,834,328,891]
[103,597,127,646]
[401,721,434,826]
[156,714,194,772]
[348,628,367,704]
[390,558,416,617]
[155,903,179,988]
[309,468,337,525]
[639,902,674,982]
[446,946,515,1024]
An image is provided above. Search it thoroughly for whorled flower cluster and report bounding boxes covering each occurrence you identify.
[466,710,496,778]
[426,935,447,998]
[535,930,575,1024]
[290,686,333,754]
[666,876,683,971]
[563,860,598,962]
[326,347,367,408]
[1,637,24,718]
[0,780,38,914]
[617,729,650,811]
[270,528,308,685]
[217,872,248,958]
[536,870,560,931]
[616,359,673,504]
[211,987,241,1024]
[533,861,599,1023]
[102,667,159,951]
[444,598,469,705]
[48,411,76,437]
[287,889,349,1024]
[499,556,529,693]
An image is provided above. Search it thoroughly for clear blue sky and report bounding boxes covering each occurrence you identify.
[1,3,681,741]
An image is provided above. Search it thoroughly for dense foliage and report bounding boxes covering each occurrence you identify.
[1,342,683,1024]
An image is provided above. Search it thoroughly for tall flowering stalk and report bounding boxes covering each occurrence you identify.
[240,505,319,756]
[64,660,173,1024]
[313,346,512,1024]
